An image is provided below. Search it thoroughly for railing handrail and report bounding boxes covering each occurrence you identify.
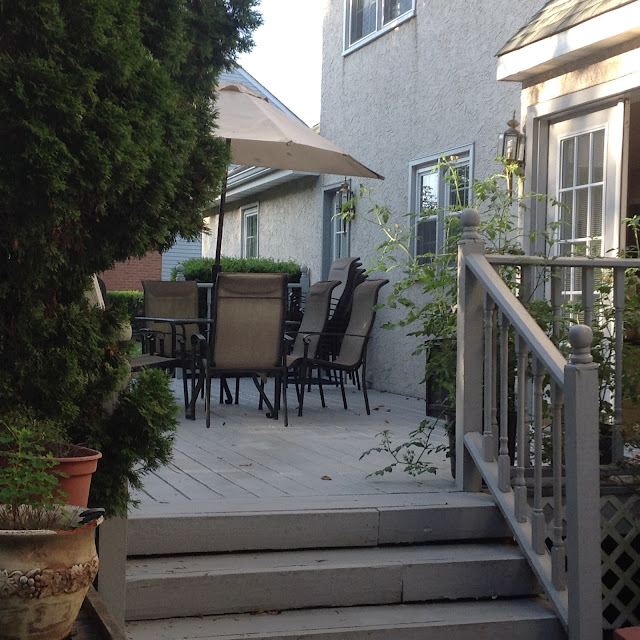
[465,253,566,386]
[486,254,640,268]
[457,209,603,640]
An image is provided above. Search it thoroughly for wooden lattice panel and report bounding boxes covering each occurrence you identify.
[600,493,640,629]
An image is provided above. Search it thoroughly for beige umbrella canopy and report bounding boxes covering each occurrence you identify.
[212,82,383,269]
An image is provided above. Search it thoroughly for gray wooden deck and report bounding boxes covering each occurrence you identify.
[129,378,455,515]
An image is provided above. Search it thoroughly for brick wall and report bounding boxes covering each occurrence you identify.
[99,253,162,292]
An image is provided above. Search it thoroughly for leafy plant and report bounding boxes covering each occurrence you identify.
[360,419,447,477]
[71,368,179,518]
[346,157,558,475]
[0,419,65,530]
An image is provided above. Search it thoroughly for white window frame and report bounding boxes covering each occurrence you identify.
[343,0,415,55]
[409,145,474,258]
[332,187,351,262]
[241,203,259,258]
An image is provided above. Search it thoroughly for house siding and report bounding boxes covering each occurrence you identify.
[203,176,323,283]
[161,236,203,281]
[319,0,547,397]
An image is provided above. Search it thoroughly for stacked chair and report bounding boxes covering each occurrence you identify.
[292,275,389,416]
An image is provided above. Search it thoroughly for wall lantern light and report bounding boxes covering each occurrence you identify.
[337,178,355,217]
[498,111,526,166]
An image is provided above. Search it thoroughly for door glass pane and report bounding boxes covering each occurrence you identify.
[561,138,575,189]
[591,184,603,239]
[560,191,573,240]
[592,129,605,183]
[575,188,588,238]
[576,133,590,185]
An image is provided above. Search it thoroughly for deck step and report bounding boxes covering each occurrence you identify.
[127,492,509,555]
[125,542,538,621]
[126,599,565,639]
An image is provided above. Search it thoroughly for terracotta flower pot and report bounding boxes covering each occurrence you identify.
[52,445,102,508]
[0,510,102,640]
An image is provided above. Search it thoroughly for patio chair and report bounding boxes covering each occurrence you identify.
[199,273,289,428]
[285,280,341,414]
[136,280,202,418]
[319,257,367,362]
[296,278,388,416]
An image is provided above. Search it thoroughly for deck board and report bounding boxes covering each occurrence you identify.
[130,378,455,514]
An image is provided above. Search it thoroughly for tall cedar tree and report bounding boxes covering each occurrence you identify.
[0,0,261,513]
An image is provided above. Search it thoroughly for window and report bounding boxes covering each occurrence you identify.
[345,0,414,50]
[556,128,605,301]
[332,190,351,262]
[412,151,471,258]
[242,204,258,258]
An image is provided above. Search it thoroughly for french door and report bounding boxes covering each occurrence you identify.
[547,102,626,298]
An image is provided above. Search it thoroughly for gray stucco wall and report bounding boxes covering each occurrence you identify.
[319,0,547,397]
[203,176,323,283]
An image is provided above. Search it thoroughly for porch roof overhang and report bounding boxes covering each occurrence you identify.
[497,1,640,82]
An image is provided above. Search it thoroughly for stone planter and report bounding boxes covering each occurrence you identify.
[0,508,102,640]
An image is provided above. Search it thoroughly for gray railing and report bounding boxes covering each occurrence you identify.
[456,208,634,639]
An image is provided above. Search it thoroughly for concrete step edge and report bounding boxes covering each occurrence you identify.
[125,598,565,640]
[127,494,509,555]
[125,543,541,621]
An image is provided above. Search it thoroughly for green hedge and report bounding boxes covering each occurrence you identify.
[171,257,302,283]
[106,290,144,324]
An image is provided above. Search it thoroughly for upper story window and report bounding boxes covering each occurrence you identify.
[345,0,414,52]
[242,204,259,258]
[410,147,473,259]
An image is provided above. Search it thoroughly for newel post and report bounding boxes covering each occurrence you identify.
[564,324,602,640]
[456,209,485,490]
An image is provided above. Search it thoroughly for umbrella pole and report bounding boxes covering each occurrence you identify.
[212,139,231,283]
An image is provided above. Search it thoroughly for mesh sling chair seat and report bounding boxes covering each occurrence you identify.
[135,280,202,419]
[199,273,289,428]
[296,278,389,416]
[285,280,341,416]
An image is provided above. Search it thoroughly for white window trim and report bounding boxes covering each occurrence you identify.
[409,144,474,257]
[241,202,259,258]
[343,0,415,56]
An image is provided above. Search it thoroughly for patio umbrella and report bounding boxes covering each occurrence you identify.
[212,82,384,270]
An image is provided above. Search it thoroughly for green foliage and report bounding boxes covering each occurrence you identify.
[106,290,144,324]
[0,0,261,514]
[172,256,302,282]
[73,368,179,518]
[360,419,447,477]
[0,418,65,529]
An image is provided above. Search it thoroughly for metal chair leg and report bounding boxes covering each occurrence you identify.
[339,370,348,410]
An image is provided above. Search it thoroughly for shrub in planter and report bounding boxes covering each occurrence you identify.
[0,422,104,640]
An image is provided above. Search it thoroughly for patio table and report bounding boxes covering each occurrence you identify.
[134,316,215,419]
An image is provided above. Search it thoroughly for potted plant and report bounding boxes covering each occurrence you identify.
[0,421,104,640]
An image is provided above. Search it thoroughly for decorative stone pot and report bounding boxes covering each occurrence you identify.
[52,444,102,508]
[0,510,102,640]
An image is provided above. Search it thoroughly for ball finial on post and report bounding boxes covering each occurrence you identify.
[460,208,481,241]
[569,324,593,364]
